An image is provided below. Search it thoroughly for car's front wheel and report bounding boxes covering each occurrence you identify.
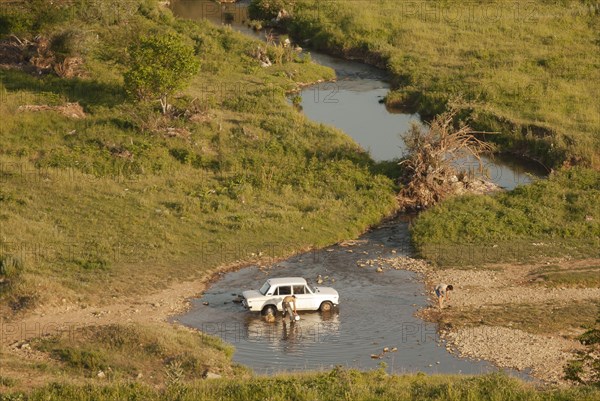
[319,301,333,312]
[261,305,277,316]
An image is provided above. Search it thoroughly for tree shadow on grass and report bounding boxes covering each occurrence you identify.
[0,69,126,109]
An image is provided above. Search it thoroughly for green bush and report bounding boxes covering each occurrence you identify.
[49,29,87,59]
[248,0,292,21]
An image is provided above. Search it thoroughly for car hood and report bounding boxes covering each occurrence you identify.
[313,286,339,297]
[242,290,262,300]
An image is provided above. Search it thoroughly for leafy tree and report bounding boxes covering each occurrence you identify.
[124,34,199,115]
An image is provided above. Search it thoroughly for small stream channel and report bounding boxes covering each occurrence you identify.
[171,1,540,378]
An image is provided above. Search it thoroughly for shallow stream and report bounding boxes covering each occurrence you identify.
[175,219,528,376]
[171,1,539,378]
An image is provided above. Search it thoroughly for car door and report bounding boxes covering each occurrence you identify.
[275,285,292,311]
[262,283,278,310]
[293,284,315,310]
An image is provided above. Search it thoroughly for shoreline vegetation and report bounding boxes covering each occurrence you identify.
[249,0,600,170]
[0,0,599,399]
[4,371,600,401]
[411,167,600,265]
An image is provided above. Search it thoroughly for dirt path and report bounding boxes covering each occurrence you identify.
[0,260,252,361]
[1,278,201,346]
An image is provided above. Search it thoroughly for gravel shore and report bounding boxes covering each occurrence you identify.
[363,255,600,385]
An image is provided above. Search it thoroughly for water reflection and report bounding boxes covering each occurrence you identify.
[244,313,341,355]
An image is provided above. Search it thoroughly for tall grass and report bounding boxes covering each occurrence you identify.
[3,370,599,400]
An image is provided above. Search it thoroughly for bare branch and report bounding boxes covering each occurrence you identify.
[397,110,497,210]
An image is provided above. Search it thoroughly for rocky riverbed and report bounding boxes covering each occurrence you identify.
[359,255,600,385]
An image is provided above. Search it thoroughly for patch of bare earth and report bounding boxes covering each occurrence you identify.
[0,265,239,387]
[1,278,202,347]
[17,102,86,119]
[444,326,582,383]
[0,35,85,78]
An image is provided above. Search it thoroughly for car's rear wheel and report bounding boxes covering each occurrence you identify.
[261,305,277,316]
[319,301,333,312]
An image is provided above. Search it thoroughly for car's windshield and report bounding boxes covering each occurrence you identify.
[259,281,271,295]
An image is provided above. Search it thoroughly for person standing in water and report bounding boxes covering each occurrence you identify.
[435,284,453,309]
[282,294,297,322]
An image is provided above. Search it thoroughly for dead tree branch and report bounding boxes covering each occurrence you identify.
[397,110,496,210]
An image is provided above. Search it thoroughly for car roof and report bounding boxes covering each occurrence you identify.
[267,277,307,286]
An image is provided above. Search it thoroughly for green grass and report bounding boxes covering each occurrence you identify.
[256,0,600,168]
[0,377,17,389]
[528,265,600,288]
[0,322,244,393]
[2,370,599,400]
[28,323,245,384]
[411,168,600,265]
[443,300,599,338]
[0,1,398,312]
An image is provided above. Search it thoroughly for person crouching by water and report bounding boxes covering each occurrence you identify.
[435,284,453,309]
[282,295,297,322]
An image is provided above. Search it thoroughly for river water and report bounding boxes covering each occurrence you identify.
[175,218,526,376]
[298,52,546,189]
[171,1,535,378]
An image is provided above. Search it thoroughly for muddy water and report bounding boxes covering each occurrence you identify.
[175,219,528,378]
[172,1,534,378]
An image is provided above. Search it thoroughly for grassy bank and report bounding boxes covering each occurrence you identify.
[0,0,397,314]
[446,299,599,337]
[0,322,245,391]
[2,369,599,400]
[411,168,600,265]
[252,0,600,168]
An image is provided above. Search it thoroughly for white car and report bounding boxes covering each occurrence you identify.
[242,277,339,315]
